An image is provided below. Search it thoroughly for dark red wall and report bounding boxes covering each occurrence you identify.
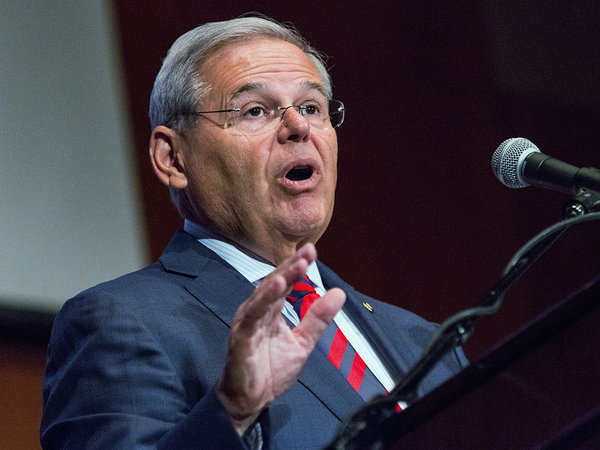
[113,1,600,360]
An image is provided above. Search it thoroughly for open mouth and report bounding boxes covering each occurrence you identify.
[285,165,314,181]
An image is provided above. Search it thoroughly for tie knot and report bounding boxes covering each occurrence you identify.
[288,275,316,297]
[286,275,320,319]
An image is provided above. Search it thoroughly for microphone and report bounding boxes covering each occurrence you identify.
[492,137,600,195]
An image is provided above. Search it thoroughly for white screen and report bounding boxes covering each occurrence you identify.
[0,0,148,313]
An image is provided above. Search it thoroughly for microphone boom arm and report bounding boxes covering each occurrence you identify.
[329,209,600,450]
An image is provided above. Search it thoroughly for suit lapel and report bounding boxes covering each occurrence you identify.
[158,232,381,421]
[185,259,255,326]
[159,230,256,324]
[317,262,414,385]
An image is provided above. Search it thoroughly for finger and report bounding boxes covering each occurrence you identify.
[293,287,346,348]
[273,242,317,288]
[239,243,317,322]
[253,242,317,304]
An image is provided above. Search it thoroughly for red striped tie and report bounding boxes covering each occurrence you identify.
[286,276,385,401]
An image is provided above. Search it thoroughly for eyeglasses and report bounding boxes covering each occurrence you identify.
[183,99,345,135]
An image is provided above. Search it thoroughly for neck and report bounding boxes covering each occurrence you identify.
[184,218,316,265]
[235,234,314,266]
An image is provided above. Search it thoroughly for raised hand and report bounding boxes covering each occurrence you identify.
[216,243,346,434]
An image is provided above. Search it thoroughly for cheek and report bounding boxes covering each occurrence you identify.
[193,134,256,183]
[316,133,338,175]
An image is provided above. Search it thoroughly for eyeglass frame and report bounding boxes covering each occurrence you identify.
[181,99,345,130]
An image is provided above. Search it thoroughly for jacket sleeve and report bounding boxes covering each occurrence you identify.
[40,290,248,449]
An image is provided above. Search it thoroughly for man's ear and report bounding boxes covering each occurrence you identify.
[149,126,188,189]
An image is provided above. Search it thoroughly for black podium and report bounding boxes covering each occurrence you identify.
[343,277,600,449]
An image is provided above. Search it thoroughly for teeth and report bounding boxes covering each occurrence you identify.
[286,166,313,181]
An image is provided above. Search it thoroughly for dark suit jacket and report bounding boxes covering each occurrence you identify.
[41,231,467,449]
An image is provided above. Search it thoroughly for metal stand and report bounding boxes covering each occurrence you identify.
[328,193,600,450]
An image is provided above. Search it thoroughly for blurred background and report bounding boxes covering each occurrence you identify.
[2,1,599,447]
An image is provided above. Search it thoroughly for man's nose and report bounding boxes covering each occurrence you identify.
[277,106,311,143]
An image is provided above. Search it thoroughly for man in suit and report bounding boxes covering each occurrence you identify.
[41,15,467,449]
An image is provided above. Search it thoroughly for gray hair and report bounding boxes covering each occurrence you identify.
[149,15,332,132]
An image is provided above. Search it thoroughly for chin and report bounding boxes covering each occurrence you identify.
[275,195,333,237]
[283,213,331,242]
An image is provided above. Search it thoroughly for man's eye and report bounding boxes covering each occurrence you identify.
[302,105,319,115]
[244,106,266,117]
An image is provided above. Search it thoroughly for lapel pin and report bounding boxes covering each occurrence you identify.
[362,302,373,313]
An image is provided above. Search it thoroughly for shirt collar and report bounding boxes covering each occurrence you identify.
[184,220,324,293]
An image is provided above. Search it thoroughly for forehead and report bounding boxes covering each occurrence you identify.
[201,38,324,102]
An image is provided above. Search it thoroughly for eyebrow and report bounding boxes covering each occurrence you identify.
[229,80,328,102]
[229,82,269,101]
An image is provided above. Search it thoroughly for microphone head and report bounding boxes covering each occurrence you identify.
[492,137,540,188]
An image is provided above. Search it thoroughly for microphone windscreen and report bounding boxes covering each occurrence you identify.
[492,137,540,188]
